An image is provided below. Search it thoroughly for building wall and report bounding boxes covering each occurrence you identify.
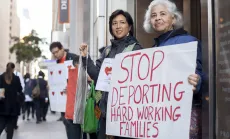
[51,0,70,52]
[0,0,21,72]
[0,1,10,72]
[52,0,64,31]
[91,0,106,60]
[10,0,20,70]
[135,0,155,48]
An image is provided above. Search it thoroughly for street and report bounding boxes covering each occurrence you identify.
[0,112,66,139]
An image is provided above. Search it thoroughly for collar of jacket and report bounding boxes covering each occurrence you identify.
[110,35,138,48]
[57,52,74,63]
[154,28,188,46]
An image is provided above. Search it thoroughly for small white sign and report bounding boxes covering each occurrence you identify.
[96,58,113,92]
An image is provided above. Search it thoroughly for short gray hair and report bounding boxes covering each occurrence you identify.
[143,0,183,33]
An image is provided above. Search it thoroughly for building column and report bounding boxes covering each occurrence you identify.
[69,0,83,55]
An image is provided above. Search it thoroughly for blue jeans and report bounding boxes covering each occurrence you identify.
[63,118,82,139]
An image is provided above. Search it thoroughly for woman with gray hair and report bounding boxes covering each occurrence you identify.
[143,0,203,139]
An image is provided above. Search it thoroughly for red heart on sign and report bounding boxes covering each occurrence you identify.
[58,70,62,74]
[60,92,64,95]
[52,92,55,96]
[50,71,53,75]
[105,67,112,76]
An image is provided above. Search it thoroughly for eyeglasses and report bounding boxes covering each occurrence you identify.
[52,49,60,55]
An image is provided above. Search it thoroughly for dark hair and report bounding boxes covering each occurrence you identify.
[49,42,63,52]
[109,9,134,37]
[24,73,31,79]
[72,55,80,66]
[38,71,45,78]
[5,62,15,82]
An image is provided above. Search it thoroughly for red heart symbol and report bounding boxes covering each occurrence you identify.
[52,92,55,96]
[68,65,72,69]
[105,67,112,76]
[58,70,62,74]
[50,71,53,75]
[60,92,64,95]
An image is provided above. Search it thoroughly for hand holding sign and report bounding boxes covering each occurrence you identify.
[79,43,88,57]
[188,74,200,91]
[0,88,5,99]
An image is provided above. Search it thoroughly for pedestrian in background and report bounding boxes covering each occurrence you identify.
[0,62,23,139]
[33,71,49,124]
[22,73,35,121]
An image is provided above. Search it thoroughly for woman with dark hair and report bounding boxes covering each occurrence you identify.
[0,62,23,139]
[80,9,142,139]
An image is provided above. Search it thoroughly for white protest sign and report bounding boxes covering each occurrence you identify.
[96,58,113,92]
[106,42,198,139]
[48,63,67,112]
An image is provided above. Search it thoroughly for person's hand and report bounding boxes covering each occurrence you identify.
[63,88,67,94]
[79,43,88,57]
[0,89,5,98]
[45,98,48,103]
[87,76,93,82]
[188,74,200,91]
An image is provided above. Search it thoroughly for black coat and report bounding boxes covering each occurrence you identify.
[57,52,78,63]
[82,35,142,84]
[33,78,48,99]
[0,73,23,116]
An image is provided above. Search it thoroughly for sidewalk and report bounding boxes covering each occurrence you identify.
[1,112,67,139]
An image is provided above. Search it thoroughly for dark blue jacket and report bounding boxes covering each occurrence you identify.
[24,79,33,97]
[154,28,203,103]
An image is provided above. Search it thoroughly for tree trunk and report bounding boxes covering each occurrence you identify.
[26,63,30,73]
[22,62,25,75]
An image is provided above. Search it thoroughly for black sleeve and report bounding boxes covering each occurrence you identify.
[82,55,104,84]
[15,76,23,93]
[68,53,78,61]
[32,79,36,89]
[0,76,2,88]
[45,81,48,98]
[132,43,143,51]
